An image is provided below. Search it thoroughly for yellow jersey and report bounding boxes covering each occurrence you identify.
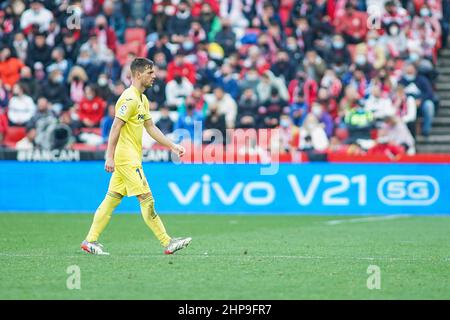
[114,85,152,166]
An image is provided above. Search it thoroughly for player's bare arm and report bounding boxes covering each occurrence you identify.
[105,117,125,172]
[144,118,185,157]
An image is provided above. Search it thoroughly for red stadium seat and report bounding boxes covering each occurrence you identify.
[125,28,146,45]
[4,126,26,145]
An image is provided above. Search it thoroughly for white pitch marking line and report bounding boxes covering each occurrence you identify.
[0,252,444,262]
[325,215,412,225]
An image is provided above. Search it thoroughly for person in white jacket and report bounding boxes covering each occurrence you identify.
[20,0,54,32]
[165,75,194,108]
[204,86,237,129]
[7,84,36,126]
[364,85,395,121]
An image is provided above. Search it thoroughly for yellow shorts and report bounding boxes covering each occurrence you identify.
[108,165,151,197]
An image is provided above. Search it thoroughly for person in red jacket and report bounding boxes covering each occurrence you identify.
[77,85,106,127]
[166,52,196,85]
[334,2,368,44]
[0,47,24,89]
[93,15,117,53]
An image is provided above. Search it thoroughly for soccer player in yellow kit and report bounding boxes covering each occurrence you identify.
[81,58,191,255]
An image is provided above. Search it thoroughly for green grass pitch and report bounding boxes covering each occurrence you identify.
[1,213,450,299]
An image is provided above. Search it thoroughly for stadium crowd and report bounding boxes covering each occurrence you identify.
[0,0,448,157]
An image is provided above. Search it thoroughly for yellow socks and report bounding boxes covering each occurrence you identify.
[140,196,171,247]
[86,192,122,242]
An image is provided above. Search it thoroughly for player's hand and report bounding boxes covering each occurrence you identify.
[171,144,186,158]
[105,157,115,173]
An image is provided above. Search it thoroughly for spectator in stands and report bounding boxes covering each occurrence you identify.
[199,2,221,41]
[237,87,259,129]
[167,52,196,85]
[20,0,53,32]
[46,47,69,79]
[257,70,289,104]
[168,0,193,43]
[145,65,167,108]
[100,103,115,143]
[18,66,40,101]
[289,89,309,127]
[382,0,411,30]
[344,100,375,143]
[174,99,204,144]
[203,103,226,144]
[147,33,173,63]
[277,114,299,154]
[67,66,87,105]
[26,31,52,68]
[147,2,171,36]
[12,32,28,62]
[298,113,329,152]
[271,51,296,84]
[102,0,126,44]
[61,29,80,64]
[334,2,368,44]
[7,83,36,126]
[77,85,106,128]
[204,86,237,129]
[165,73,194,109]
[214,63,240,101]
[260,87,286,129]
[311,102,334,138]
[379,115,416,155]
[219,0,249,39]
[155,104,174,135]
[380,21,408,59]
[365,85,396,121]
[29,96,57,148]
[43,69,70,114]
[0,47,24,89]
[214,18,236,57]
[93,15,117,53]
[399,63,435,137]
[15,125,36,150]
[393,84,418,137]
[303,50,326,82]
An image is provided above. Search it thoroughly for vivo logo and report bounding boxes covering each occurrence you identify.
[377,175,439,206]
[168,175,275,206]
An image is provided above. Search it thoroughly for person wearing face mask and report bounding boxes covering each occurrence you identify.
[311,102,334,138]
[198,2,220,37]
[379,21,408,59]
[214,18,237,56]
[155,104,174,136]
[344,100,375,144]
[42,70,70,113]
[7,84,36,126]
[165,72,194,108]
[93,15,117,53]
[46,47,69,78]
[18,66,40,101]
[399,63,436,137]
[166,52,196,85]
[324,34,352,66]
[203,103,226,144]
[168,1,193,43]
